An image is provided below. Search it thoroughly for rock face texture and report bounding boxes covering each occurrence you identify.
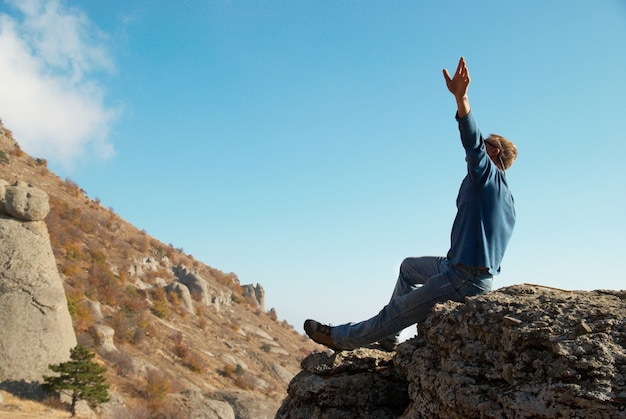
[278,285,626,418]
[277,349,408,418]
[0,180,77,384]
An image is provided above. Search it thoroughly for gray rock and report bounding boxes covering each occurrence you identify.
[278,285,626,418]
[89,325,118,355]
[242,283,265,311]
[168,389,235,419]
[401,285,626,419]
[169,390,278,419]
[277,349,408,418]
[174,265,211,305]
[3,181,50,221]
[165,281,194,313]
[271,363,295,386]
[210,389,280,419]
[0,179,9,213]
[0,207,77,383]
[86,299,104,323]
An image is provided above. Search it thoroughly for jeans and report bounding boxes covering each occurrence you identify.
[331,256,493,349]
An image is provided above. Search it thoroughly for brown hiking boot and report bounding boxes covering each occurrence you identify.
[304,319,344,351]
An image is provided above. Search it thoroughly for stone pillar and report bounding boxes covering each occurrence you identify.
[0,181,77,384]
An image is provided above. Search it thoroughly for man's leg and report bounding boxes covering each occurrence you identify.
[389,256,447,300]
[331,260,490,349]
[373,256,446,349]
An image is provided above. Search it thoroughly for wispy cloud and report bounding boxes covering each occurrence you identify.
[0,0,117,170]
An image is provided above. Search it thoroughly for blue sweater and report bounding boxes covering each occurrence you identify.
[447,111,516,275]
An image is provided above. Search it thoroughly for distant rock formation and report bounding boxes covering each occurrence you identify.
[242,283,265,312]
[278,285,626,418]
[164,281,194,313]
[89,324,118,356]
[172,265,233,312]
[0,180,77,384]
[173,265,212,306]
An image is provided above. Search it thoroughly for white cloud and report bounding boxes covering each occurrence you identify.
[0,0,117,169]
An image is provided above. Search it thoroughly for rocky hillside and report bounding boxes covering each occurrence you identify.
[0,121,324,418]
[278,284,626,418]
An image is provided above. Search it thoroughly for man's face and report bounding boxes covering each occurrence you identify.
[484,137,500,160]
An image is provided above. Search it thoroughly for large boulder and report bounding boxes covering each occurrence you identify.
[3,181,50,221]
[0,180,77,384]
[173,265,211,305]
[276,349,408,418]
[278,285,626,418]
[164,281,194,313]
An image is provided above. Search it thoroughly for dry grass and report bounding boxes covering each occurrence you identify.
[0,391,70,418]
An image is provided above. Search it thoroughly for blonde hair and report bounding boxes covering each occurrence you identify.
[487,134,517,170]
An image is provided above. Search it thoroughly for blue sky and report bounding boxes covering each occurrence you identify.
[1,0,625,338]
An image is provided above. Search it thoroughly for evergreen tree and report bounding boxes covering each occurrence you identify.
[43,345,110,416]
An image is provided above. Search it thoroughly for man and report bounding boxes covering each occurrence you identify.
[305,57,517,351]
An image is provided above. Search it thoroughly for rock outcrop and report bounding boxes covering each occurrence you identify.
[277,349,408,418]
[278,284,626,418]
[168,388,280,419]
[173,265,213,306]
[243,283,265,312]
[0,180,77,384]
[164,281,195,313]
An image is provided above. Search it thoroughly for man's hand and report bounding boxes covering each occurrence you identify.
[443,57,471,118]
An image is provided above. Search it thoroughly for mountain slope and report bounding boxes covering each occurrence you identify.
[0,121,323,417]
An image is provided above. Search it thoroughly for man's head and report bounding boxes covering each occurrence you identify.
[484,134,517,170]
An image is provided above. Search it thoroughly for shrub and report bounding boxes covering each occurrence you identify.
[64,177,81,197]
[234,364,244,375]
[60,261,83,279]
[122,286,149,314]
[64,242,83,261]
[222,364,236,377]
[184,352,204,373]
[108,311,133,344]
[143,369,171,412]
[235,373,256,390]
[65,289,84,317]
[172,333,189,359]
[109,350,136,377]
[152,299,170,319]
[72,301,94,334]
[231,293,243,304]
[13,144,24,157]
[90,264,124,306]
[90,249,107,265]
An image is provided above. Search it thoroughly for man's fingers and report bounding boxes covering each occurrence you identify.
[456,57,465,75]
[442,68,451,82]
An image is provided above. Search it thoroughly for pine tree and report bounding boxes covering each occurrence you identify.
[43,345,110,417]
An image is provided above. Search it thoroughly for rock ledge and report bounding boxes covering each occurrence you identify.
[278,285,626,418]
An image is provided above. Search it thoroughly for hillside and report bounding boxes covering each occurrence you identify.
[0,121,324,418]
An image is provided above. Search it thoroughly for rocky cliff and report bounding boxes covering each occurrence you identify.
[278,284,626,418]
[0,180,77,386]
